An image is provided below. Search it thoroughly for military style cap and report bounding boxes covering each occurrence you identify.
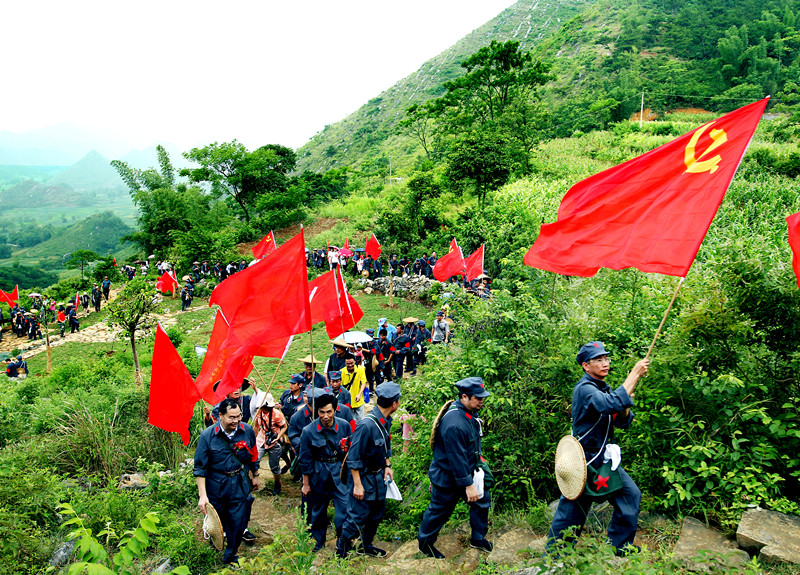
[289,373,305,385]
[378,317,388,325]
[365,328,375,336]
[375,381,402,402]
[417,320,426,327]
[455,376,490,398]
[576,341,610,364]
[304,386,332,399]
[436,310,444,317]
[329,370,342,380]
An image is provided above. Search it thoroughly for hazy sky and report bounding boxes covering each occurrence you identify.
[3,0,515,153]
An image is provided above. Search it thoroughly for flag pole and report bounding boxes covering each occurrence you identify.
[645,276,685,360]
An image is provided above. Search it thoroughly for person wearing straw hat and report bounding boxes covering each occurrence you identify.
[324,338,353,382]
[336,381,402,559]
[417,377,493,558]
[545,341,649,557]
[299,388,352,552]
[194,398,259,565]
[252,392,287,496]
[360,328,379,391]
[299,355,326,389]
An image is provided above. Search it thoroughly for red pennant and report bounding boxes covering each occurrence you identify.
[787,212,800,291]
[524,98,769,277]
[252,230,277,259]
[365,233,382,260]
[464,244,485,281]
[155,271,179,294]
[433,238,466,282]
[210,229,311,343]
[149,324,201,445]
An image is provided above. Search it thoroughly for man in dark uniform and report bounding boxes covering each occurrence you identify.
[373,256,383,278]
[336,381,401,558]
[398,255,410,276]
[101,276,111,301]
[376,329,395,384]
[361,328,378,391]
[427,252,438,278]
[280,373,307,422]
[393,325,412,381]
[68,305,80,333]
[417,377,493,558]
[80,292,90,315]
[298,355,327,389]
[545,341,649,556]
[389,254,399,276]
[328,370,352,408]
[288,386,327,455]
[412,320,431,373]
[299,389,352,551]
[324,338,352,382]
[91,284,102,312]
[195,398,259,565]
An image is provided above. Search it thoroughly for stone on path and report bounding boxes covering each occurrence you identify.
[673,517,749,572]
[737,507,800,564]
[486,529,545,565]
[366,534,478,575]
[119,473,148,490]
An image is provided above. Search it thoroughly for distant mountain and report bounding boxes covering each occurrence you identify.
[0,180,78,209]
[46,150,125,193]
[0,165,65,189]
[20,211,133,259]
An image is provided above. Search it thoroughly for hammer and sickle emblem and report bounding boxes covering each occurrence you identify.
[684,121,727,174]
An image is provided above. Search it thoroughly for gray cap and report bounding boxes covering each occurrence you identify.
[455,376,490,398]
[375,381,402,402]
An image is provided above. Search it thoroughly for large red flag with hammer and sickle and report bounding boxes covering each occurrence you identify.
[524,98,769,277]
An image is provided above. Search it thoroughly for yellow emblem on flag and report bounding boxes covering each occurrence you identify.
[684,121,727,174]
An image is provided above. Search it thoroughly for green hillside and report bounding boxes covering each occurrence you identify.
[0,165,64,189]
[296,0,800,173]
[16,211,133,261]
[47,150,126,192]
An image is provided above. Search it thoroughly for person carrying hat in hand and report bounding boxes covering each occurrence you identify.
[417,377,493,558]
[545,341,649,557]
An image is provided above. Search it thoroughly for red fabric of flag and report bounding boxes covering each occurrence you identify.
[10,285,18,301]
[156,271,179,294]
[149,324,201,445]
[464,244,485,281]
[433,238,466,282]
[195,310,232,403]
[524,98,769,277]
[365,233,382,259]
[213,347,255,401]
[308,268,364,338]
[252,231,277,259]
[210,229,312,344]
[787,212,800,290]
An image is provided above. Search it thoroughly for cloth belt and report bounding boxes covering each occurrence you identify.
[212,467,244,477]
[318,457,342,463]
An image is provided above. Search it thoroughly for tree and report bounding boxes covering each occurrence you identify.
[446,132,512,206]
[181,141,297,224]
[65,250,99,280]
[400,103,436,158]
[92,256,123,284]
[106,277,159,384]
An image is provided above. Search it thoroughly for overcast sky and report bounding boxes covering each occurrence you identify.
[2,0,515,153]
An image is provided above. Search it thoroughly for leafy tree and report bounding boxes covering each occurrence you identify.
[181,141,297,224]
[65,249,99,280]
[400,103,436,158]
[446,132,512,206]
[92,256,123,284]
[106,277,159,384]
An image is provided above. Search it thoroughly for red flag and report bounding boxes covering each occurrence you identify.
[787,212,800,291]
[213,347,255,401]
[113,258,117,267]
[149,324,201,446]
[0,285,18,308]
[464,244,485,281]
[365,233,382,259]
[74,291,80,308]
[524,98,769,277]
[210,229,312,343]
[195,310,233,403]
[156,271,179,294]
[433,238,466,282]
[10,285,18,301]
[308,268,364,337]
[252,230,277,259]
[340,237,354,258]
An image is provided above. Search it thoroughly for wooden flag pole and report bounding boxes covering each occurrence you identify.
[645,276,685,360]
[309,329,316,416]
[252,360,285,414]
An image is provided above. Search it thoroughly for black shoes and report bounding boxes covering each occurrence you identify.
[242,529,256,546]
[356,544,387,557]
[418,541,445,559]
[469,538,493,553]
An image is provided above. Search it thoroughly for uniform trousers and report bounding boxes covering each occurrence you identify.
[417,483,491,545]
[306,471,349,548]
[207,472,254,563]
[546,466,640,552]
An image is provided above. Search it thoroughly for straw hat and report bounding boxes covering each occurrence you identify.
[297,355,322,364]
[330,337,355,348]
[203,503,225,551]
[476,273,490,280]
[554,435,586,500]
[402,316,419,324]
[371,355,379,370]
